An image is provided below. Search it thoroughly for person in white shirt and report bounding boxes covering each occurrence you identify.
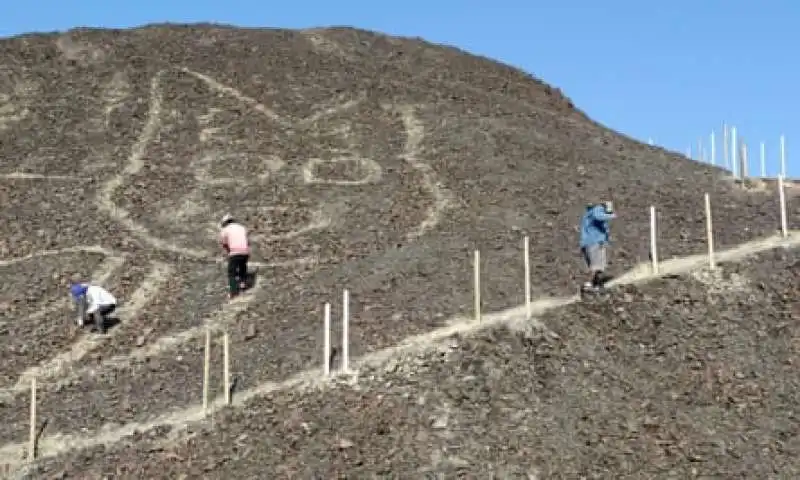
[70,282,117,334]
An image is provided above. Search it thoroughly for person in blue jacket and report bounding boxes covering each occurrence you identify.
[579,201,617,292]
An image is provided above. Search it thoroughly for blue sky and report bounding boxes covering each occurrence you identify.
[3,1,798,177]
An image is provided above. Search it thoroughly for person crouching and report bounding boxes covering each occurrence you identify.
[219,213,250,299]
[69,282,117,334]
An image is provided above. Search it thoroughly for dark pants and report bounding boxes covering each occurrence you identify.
[581,244,609,288]
[227,254,249,294]
[92,304,116,333]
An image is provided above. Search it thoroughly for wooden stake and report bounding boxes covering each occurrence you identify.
[780,135,787,179]
[474,250,481,322]
[28,377,36,462]
[723,123,729,169]
[710,131,716,166]
[323,302,331,376]
[223,332,230,405]
[649,206,659,274]
[342,289,349,373]
[779,175,788,237]
[523,236,531,319]
[705,193,715,269]
[741,142,749,178]
[203,328,210,413]
[731,127,738,178]
[698,138,703,162]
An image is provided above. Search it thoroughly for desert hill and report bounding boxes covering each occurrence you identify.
[33,247,800,478]
[0,23,796,477]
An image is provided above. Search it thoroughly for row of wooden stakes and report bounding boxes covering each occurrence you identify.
[19,179,792,464]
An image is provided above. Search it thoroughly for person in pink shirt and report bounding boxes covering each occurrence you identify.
[219,213,250,299]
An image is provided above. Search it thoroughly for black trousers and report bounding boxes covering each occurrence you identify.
[92,303,116,333]
[227,254,249,294]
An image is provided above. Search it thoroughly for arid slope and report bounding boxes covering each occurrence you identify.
[29,247,800,478]
[0,23,796,478]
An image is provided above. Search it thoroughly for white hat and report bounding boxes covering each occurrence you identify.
[219,213,233,227]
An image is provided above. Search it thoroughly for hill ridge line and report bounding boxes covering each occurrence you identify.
[0,231,796,472]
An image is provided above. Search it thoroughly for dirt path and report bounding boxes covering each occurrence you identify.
[0,231,797,474]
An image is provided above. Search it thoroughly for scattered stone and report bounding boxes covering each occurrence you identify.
[431,415,448,429]
[244,324,257,340]
[337,438,354,449]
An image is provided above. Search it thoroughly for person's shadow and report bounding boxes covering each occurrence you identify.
[104,317,122,331]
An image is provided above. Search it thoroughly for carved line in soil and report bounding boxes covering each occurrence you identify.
[0,65,458,474]
[95,67,449,265]
[0,257,266,404]
[0,233,795,473]
[0,261,173,403]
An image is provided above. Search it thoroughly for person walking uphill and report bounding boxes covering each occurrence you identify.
[69,281,117,334]
[219,213,250,299]
[579,201,617,293]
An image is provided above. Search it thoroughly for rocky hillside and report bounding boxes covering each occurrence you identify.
[0,23,796,478]
[31,247,800,478]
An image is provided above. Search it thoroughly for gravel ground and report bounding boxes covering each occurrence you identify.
[0,23,796,477]
[27,247,800,478]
